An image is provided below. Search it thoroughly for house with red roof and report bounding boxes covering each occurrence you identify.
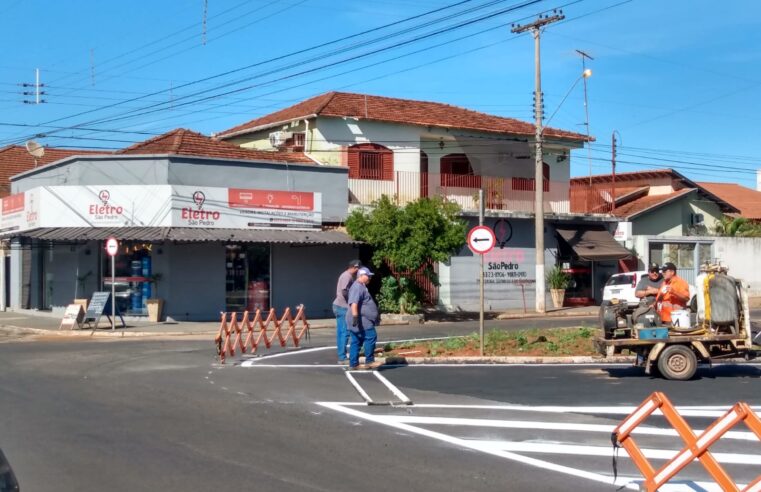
[570,169,739,284]
[695,181,761,220]
[216,91,590,215]
[218,92,633,308]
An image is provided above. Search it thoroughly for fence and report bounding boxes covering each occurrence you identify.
[214,306,310,363]
[349,171,572,214]
[612,391,761,491]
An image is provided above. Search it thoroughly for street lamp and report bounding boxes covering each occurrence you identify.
[543,69,592,131]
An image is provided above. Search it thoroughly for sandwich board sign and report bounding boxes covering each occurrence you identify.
[59,303,85,330]
[83,291,125,329]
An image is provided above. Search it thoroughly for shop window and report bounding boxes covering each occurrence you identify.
[347,143,393,180]
[440,153,480,188]
[225,244,271,313]
[102,241,154,316]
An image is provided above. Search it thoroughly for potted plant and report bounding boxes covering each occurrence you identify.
[546,265,570,309]
[145,273,164,322]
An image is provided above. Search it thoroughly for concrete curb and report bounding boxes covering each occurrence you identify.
[395,355,635,364]
[495,311,598,320]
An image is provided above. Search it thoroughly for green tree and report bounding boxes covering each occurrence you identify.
[713,216,761,237]
[346,196,467,312]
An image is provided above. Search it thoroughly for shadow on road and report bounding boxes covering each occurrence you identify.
[602,364,761,380]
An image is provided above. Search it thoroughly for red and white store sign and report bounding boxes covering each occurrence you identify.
[173,186,321,228]
[0,185,322,232]
[228,189,315,211]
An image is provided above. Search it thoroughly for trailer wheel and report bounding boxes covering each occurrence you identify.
[657,345,697,381]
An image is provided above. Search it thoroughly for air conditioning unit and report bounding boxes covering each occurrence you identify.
[691,213,705,226]
[269,131,293,148]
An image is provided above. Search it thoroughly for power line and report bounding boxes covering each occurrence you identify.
[13,0,484,137]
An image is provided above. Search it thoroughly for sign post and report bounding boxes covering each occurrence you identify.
[105,237,119,330]
[467,220,496,357]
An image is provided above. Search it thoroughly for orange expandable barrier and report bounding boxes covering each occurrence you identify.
[612,391,761,491]
[214,306,311,363]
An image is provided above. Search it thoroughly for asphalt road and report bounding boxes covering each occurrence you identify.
[1,323,760,491]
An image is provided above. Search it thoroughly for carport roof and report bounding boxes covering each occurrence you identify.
[3,227,360,244]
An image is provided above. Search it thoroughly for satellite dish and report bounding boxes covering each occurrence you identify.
[25,140,45,159]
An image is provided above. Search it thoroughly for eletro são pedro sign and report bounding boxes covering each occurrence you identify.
[0,185,323,231]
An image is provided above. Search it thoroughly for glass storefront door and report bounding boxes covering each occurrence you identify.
[103,241,154,316]
[225,244,270,313]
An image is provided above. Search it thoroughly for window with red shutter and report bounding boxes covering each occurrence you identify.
[347,143,393,180]
[440,154,480,188]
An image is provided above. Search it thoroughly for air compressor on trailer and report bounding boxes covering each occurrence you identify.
[595,263,757,380]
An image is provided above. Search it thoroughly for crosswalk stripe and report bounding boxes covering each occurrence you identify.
[470,440,761,466]
[385,415,758,441]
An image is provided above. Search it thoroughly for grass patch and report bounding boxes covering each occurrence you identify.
[384,326,602,358]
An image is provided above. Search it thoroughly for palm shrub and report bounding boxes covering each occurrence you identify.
[546,265,570,290]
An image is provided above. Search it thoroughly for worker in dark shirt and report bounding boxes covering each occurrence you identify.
[632,263,663,325]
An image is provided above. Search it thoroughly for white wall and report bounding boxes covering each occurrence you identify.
[438,218,555,311]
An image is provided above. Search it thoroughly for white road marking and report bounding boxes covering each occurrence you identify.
[317,402,742,491]
[344,372,373,403]
[471,440,761,466]
[373,371,412,405]
[387,415,758,441]
[406,403,761,417]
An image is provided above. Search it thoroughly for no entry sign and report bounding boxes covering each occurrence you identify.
[105,237,119,257]
[467,226,496,255]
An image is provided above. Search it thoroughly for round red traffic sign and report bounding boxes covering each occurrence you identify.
[105,237,119,257]
[467,226,496,255]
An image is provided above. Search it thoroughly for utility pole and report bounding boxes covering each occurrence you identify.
[576,49,594,210]
[22,68,46,105]
[511,10,564,313]
[611,131,618,212]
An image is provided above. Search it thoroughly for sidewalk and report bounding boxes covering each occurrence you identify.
[0,305,599,339]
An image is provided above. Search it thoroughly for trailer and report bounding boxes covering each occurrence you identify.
[595,266,757,380]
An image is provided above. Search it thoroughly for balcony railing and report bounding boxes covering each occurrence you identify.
[349,171,573,214]
[569,185,617,214]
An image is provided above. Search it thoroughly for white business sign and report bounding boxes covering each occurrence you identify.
[171,186,321,229]
[0,185,322,232]
[614,221,632,242]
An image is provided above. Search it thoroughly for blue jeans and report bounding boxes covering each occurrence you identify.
[332,304,349,361]
[349,324,377,368]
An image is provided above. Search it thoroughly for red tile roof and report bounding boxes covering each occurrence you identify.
[570,169,676,185]
[696,182,761,220]
[610,188,696,219]
[117,128,313,164]
[216,91,590,142]
[0,145,104,196]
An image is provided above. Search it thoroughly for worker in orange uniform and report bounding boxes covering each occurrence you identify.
[655,262,691,325]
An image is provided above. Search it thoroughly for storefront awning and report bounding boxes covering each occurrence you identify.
[555,226,631,262]
[2,227,361,245]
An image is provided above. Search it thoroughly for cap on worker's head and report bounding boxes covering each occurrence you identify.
[357,267,374,277]
[648,262,660,273]
[662,262,677,272]
[348,259,362,268]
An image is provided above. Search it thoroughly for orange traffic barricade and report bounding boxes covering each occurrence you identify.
[215,306,310,363]
[613,391,761,491]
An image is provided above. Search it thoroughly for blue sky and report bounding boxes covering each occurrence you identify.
[1,0,759,187]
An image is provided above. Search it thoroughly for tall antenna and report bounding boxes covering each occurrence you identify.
[576,49,594,205]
